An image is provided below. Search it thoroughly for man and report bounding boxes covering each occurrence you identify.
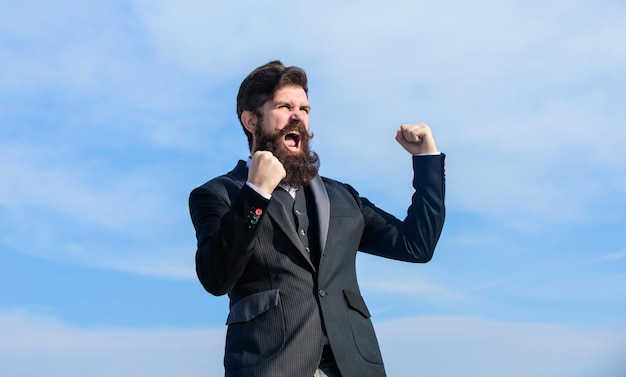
[189,61,446,377]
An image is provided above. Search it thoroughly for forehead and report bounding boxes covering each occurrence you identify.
[272,86,309,103]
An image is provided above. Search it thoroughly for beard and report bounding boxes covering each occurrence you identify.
[255,120,320,187]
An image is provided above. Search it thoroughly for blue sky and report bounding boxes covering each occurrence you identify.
[1,0,625,376]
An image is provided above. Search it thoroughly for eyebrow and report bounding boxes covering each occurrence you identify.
[275,101,311,110]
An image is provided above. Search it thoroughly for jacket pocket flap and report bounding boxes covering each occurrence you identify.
[226,289,280,325]
[343,290,371,318]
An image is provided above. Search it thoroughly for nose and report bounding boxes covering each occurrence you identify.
[289,111,302,122]
[290,107,309,122]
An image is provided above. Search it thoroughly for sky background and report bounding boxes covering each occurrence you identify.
[1,0,625,376]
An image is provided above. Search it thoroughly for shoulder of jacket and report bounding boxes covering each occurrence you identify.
[193,161,247,192]
[321,176,361,205]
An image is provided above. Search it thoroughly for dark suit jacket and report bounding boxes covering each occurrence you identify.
[189,155,446,377]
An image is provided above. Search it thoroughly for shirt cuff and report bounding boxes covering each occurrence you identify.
[413,152,441,156]
[246,181,272,200]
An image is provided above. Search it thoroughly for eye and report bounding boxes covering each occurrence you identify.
[301,107,310,114]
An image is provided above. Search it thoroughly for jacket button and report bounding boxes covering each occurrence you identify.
[318,289,326,297]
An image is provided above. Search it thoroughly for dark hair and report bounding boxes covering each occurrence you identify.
[236,60,308,150]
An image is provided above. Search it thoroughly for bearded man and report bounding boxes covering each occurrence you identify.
[189,61,446,377]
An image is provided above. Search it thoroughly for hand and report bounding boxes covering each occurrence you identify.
[395,123,439,155]
[247,151,286,195]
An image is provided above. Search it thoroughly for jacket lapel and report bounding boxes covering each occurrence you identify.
[266,189,310,265]
[309,175,330,257]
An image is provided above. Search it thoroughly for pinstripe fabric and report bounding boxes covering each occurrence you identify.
[190,156,446,377]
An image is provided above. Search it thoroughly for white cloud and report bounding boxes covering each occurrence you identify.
[90,246,197,280]
[129,0,626,84]
[601,249,626,261]
[361,274,469,302]
[0,2,131,88]
[0,309,225,377]
[0,144,186,235]
[2,310,624,377]
[0,144,198,278]
[378,316,626,377]
[0,146,151,229]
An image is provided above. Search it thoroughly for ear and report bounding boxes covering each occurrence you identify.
[241,110,257,134]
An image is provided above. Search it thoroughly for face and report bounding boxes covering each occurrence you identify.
[255,85,311,153]
[251,86,319,187]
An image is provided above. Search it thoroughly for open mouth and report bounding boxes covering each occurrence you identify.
[284,132,301,152]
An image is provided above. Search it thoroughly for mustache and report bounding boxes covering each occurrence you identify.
[276,120,312,138]
[257,120,314,152]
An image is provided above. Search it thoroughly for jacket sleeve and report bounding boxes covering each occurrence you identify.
[189,183,270,296]
[357,154,446,262]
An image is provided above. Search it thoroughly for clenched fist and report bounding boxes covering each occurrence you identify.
[247,151,286,196]
[395,124,439,155]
